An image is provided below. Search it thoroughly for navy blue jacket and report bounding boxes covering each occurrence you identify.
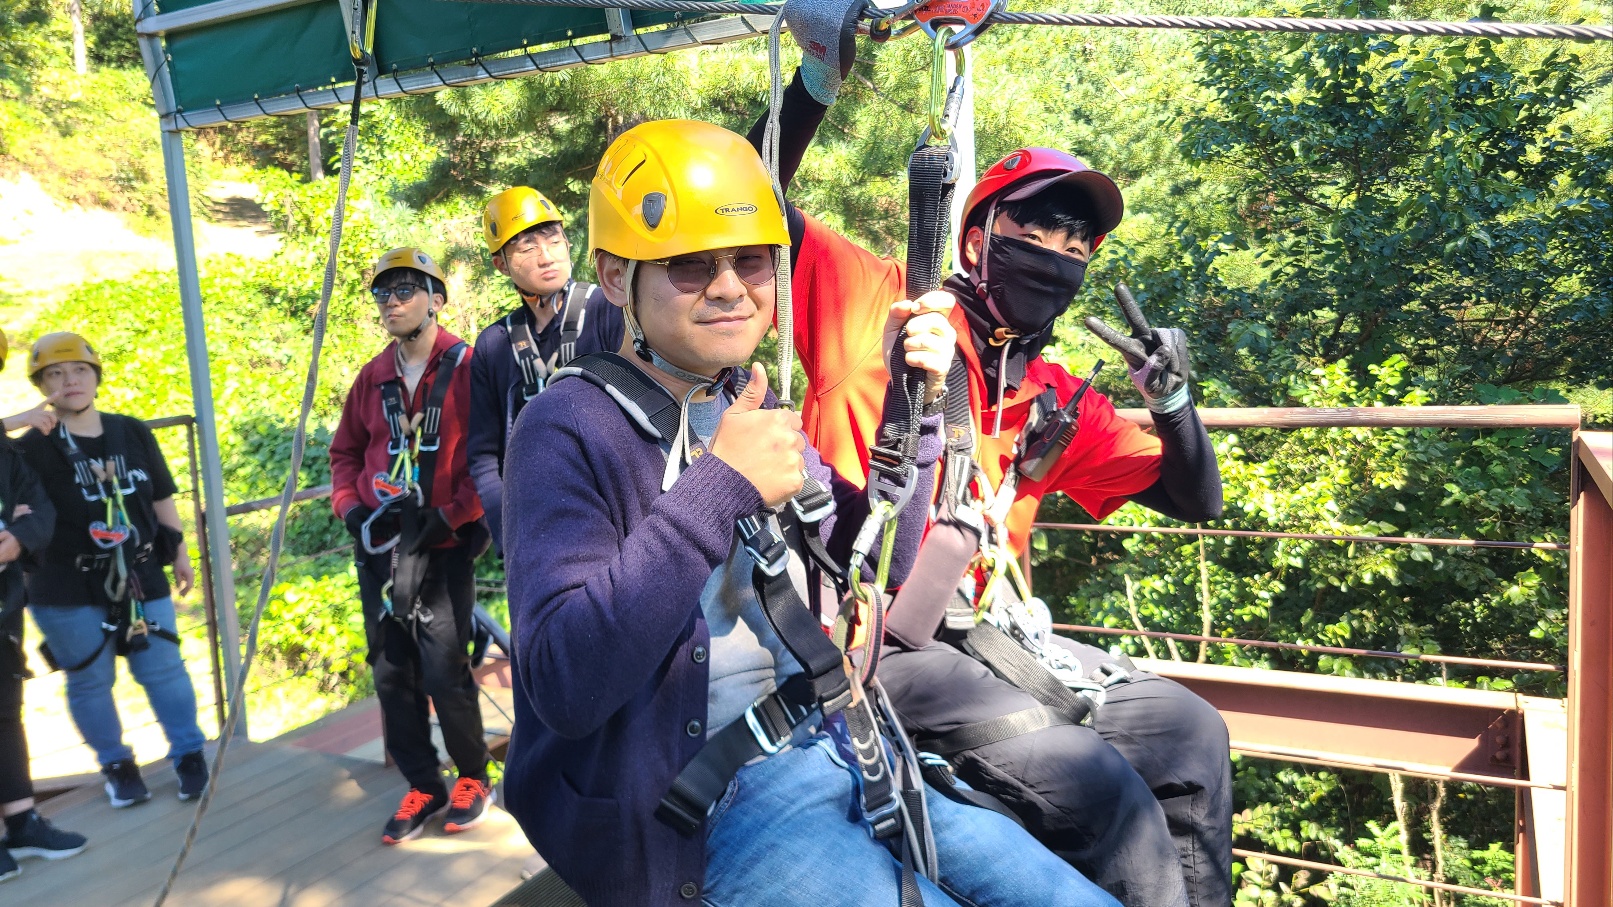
[467,287,623,550]
[502,372,940,906]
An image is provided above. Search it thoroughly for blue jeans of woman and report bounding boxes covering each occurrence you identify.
[28,598,205,765]
[703,727,1122,907]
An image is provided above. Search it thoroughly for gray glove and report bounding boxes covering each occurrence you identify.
[1084,284,1194,414]
[783,0,867,105]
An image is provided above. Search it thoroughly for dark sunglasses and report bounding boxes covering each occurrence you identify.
[371,284,426,303]
[643,247,778,294]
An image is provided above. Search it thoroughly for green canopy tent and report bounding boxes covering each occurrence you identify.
[131,0,776,726]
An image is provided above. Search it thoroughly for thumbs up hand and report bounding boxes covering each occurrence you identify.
[708,363,806,507]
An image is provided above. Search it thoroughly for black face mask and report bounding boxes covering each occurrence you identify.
[974,234,1087,338]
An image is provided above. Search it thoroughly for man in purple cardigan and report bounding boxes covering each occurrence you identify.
[500,119,1123,907]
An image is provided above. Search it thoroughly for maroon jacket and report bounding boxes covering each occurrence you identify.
[330,328,484,537]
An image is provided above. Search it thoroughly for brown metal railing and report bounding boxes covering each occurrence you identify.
[1023,404,1597,905]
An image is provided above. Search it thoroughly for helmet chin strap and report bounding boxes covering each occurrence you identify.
[402,307,436,344]
[621,260,728,388]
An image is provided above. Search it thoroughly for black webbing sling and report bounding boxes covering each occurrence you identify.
[381,341,468,615]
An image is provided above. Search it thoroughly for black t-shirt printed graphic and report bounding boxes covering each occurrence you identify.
[19,414,179,607]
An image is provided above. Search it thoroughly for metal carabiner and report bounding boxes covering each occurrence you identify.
[361,504,401,555]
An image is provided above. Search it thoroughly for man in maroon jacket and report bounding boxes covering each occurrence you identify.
[330,247,493,845]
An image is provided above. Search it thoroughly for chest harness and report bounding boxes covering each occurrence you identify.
[360,342,469,622]
[40,420,180,673]
[505,281,594,413]
[552,352,943,905]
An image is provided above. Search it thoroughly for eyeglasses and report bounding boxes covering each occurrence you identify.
[371,284,425,304]
[503,232,568,258]
[643,247,779,294]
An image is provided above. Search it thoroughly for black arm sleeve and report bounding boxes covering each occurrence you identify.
[1126,403,1224,522]
[745,69,827,256]
[4,449,55,555]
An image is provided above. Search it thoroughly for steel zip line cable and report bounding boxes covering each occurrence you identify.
[468,0,1613,41]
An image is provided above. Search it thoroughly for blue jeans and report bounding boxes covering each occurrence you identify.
[703,731,1122,907]
[29,599,206,765]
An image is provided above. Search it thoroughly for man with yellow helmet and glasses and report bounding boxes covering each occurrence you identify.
[499,120,1118,907]
[469,187,621,553]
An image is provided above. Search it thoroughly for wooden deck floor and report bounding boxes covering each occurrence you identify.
[7,739,536,907]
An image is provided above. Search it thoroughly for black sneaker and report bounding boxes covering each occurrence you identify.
[442,775,495,834]
[102,760,151,809]
[0,847,18,883]
[2,810,87,861]
[381,788,448,845]
[175,751,209,801]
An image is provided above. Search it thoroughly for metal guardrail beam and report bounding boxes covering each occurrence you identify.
[1115,404,1582,429]
[1136,658,1525,783]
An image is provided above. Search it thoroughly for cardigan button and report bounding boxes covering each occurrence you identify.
[685,719,703,737]
[680,882,699,899]
[691,646,708,664]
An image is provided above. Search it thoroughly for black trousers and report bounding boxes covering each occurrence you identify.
[357,544,488,797]
[878,638,1232,907]
[1,608,33,805]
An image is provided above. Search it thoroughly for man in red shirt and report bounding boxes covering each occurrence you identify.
[330,248,494,846]
[759,5,1231,904]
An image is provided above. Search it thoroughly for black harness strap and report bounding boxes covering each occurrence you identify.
[917,705,1074,757]
[961,623,1094,726]
[507,281,597,405]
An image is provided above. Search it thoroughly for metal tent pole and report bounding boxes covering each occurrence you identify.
[134,8,248,736]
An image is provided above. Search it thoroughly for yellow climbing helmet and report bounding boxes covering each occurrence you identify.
[589,120,789,262]
[372,247,446,287]
[483,187,564,255]
[27,331,103,383]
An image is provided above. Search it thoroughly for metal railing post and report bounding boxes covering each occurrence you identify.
[135,5,247,736]
[184,419,229,734]
[1564,432,1613,907]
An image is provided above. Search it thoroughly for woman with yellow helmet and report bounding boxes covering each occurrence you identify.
[15,331,209,810]
[498,120,1118,907]
[1,330,87,881]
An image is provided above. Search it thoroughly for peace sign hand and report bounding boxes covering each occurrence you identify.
[1084,283,1194,414]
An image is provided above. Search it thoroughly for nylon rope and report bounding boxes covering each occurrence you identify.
[469,0,1613,41]
[150,66,366,907]
[762,11,793,403]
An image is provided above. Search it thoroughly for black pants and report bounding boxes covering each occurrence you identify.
[357,544,488,797]
[878,639,1232,907]
[1,609,33,805]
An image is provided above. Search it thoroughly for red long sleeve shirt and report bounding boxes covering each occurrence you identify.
[329,328,484,536]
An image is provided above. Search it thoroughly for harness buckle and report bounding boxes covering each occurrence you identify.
[866,458,919,518]
[790,488,835,525]
[743,701,789,757]
[416,433,442,453]
[737,515,790,578]
[386,436,409,456]
[1091,661,1132,688]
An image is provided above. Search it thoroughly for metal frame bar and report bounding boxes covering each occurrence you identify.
[134,0,247,734]
[152,14,775,131]
[135,0,321,36]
